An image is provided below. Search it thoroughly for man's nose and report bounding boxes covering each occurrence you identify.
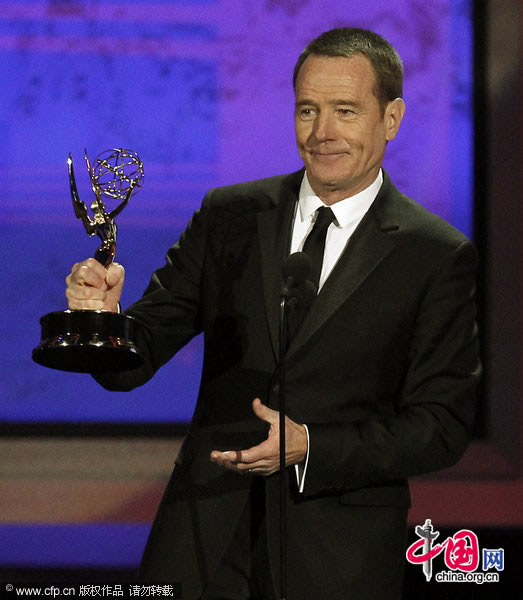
[313,111,338,141]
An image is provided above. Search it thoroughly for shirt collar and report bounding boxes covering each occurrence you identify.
[298,169,383,228]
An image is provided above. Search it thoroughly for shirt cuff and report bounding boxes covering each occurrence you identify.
[294,423,310,493]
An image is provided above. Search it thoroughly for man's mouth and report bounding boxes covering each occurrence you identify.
[308,151,346,160]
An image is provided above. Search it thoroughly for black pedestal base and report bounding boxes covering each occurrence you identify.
[32,310,144,373]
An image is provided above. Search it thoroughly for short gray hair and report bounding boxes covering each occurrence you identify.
[293,28,404,112]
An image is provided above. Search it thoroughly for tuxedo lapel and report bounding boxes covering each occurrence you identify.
[257,171,302,360]
[286,180,399,359]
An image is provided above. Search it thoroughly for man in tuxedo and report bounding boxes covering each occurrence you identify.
[65,28,480,600]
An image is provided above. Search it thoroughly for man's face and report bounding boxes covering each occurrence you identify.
[294,54,405,204]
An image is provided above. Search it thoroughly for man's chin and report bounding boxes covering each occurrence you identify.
[306,166,349,190]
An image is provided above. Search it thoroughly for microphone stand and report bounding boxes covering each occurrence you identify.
[277,253,314,600]
[278,295,289,600]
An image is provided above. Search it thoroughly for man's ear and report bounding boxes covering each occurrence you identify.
[385,98,406,141]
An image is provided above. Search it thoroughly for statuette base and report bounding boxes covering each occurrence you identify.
[32,310,144,373]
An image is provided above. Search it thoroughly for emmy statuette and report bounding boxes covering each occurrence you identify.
[32,149,145,373]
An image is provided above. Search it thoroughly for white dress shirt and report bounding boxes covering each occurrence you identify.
[291,169,383,491]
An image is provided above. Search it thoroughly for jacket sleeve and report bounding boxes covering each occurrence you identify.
[92,195,212,392]
[302,239,481,497]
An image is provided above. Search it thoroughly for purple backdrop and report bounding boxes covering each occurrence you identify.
[1,0,473,424]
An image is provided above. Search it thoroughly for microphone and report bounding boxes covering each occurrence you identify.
[281,252,317,311]
[282,251,311,288]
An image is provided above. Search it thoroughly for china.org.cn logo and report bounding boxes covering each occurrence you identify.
[406,519,504,584]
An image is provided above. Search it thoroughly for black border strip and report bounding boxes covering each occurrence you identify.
[472,0,489,439]
[0,422,189,438]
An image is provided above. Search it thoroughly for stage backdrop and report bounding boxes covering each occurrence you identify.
[0,0,474,426]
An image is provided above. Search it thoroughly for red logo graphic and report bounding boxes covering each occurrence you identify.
[407,529,479,570]
[406,519,480,581]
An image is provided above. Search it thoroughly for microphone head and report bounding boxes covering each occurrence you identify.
[302,279,317,306]
[282,252,311,284]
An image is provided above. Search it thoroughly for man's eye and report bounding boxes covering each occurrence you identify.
[298,107,315,119]
[338,108,354,116]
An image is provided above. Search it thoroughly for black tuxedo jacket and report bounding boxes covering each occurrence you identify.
[96,169,480,599]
